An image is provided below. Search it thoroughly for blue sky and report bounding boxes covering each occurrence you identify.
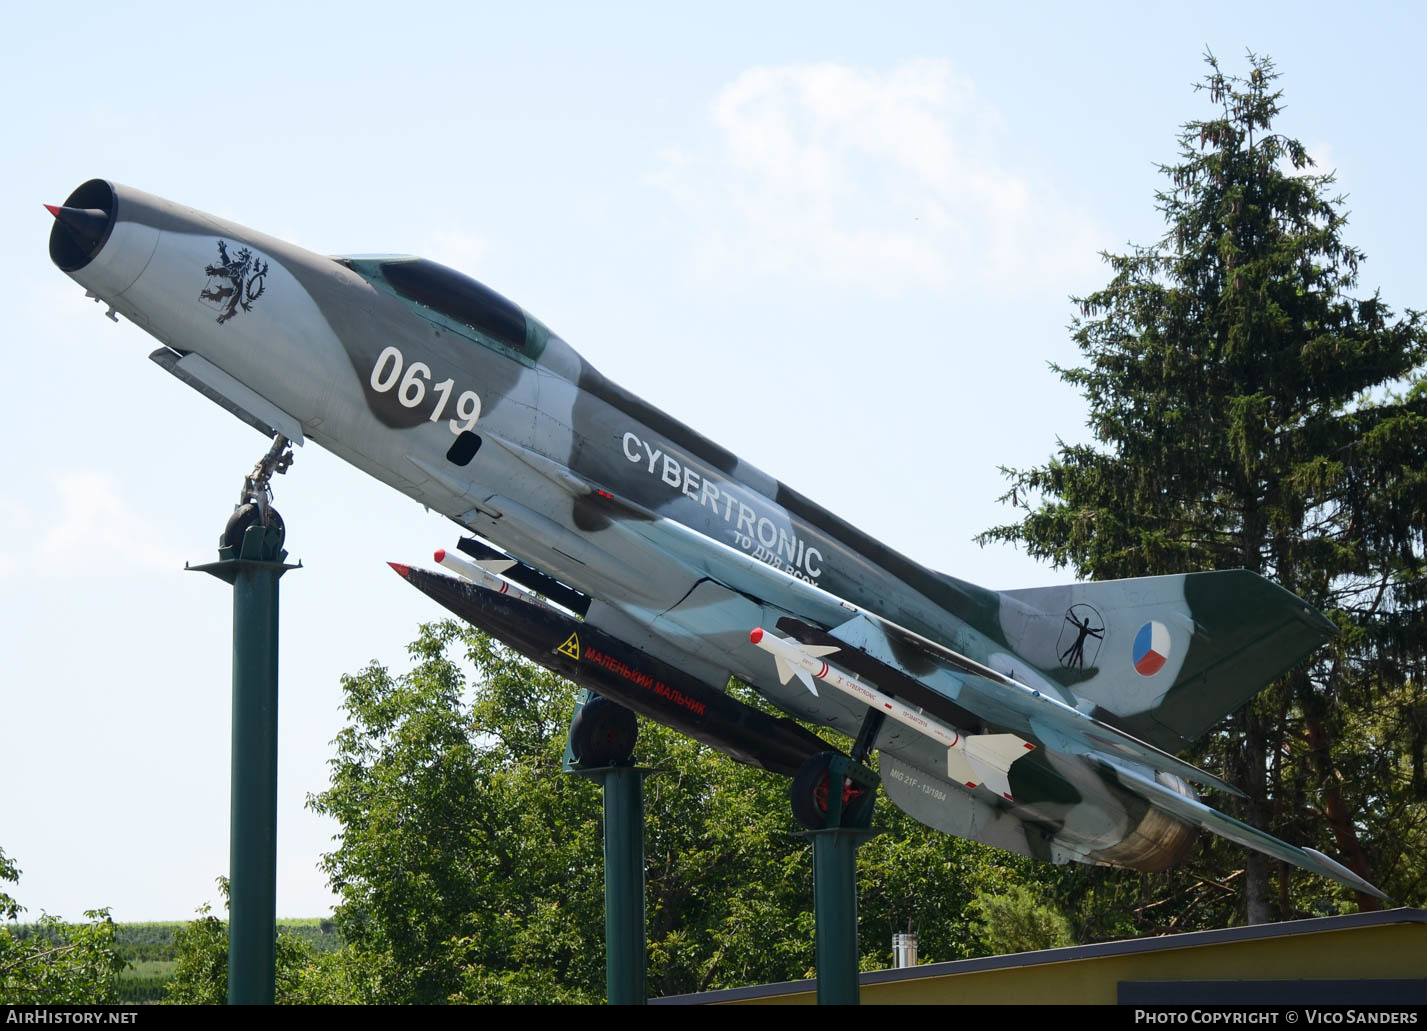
[2,1,1423,920]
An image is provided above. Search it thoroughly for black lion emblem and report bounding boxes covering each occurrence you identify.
[199,240,268,324]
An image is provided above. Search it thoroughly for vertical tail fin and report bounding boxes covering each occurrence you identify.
[997,570,1336,752]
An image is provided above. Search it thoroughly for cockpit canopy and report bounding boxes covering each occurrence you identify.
[335,255,549,363]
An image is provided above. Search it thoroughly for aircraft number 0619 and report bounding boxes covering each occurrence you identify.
[369,345,482,434]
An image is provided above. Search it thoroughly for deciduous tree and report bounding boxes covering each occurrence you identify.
[306,620,1057,1001]
[0,847,125,1004]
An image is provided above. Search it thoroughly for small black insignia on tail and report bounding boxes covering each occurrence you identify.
[1058,604,1104,669]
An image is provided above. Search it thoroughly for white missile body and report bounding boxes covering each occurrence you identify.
[434,548,539,604]
[749,627,1034,801]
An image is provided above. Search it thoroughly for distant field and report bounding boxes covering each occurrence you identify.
[115,919,343,1002]
[112,917,340,948]
[2,918,341,1003]
[114,959,178,1004]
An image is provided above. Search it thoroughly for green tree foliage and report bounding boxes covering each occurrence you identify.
[307,621,604,1003]
[857,794,1074,964]
[979,52,1427,922]
[969,884,1074,955]
[163,883,325,1005]
[0,846,125,1004]
[0,848,20,923]
[162,905,229,1005]
[302,620,1055,1002]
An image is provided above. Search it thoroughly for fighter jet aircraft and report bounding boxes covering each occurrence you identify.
[46,180,1385,901]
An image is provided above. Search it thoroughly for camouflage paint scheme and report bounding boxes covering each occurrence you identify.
[47,180,1383,899]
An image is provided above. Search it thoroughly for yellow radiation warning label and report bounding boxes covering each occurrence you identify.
[557,632,580,660]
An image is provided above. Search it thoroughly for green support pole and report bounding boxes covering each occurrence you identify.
[565,690,648,1005]
[592,765,647,1005]
[808,827,876,1005]
[795,754,880,1006]
[191,516,297,1006]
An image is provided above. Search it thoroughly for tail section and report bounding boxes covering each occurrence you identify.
[997,570,1336,752]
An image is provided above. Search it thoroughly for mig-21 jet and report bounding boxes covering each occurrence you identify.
[45,180,1385,901]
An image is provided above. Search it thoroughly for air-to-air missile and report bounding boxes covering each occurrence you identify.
[45,179,1386,900]
[750,627,1033,800]
[391,556,831,776]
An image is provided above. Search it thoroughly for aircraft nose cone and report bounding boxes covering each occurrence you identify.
[47,204,111,254]
[48,180,118,272]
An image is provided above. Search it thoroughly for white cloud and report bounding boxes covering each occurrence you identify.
[0,470,184,582]
[650,60,1103,294]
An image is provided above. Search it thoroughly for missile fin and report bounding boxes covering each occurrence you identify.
[965,733,1035,770]
[778,656,818,695]
[771,655,817,694]
[964,734,1033,803]
[774,637,823,694]
[767,632,839,660]
[946,747,980,789]
[975,766,1015,803]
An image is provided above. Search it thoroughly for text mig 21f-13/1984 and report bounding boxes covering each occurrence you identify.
[45,179,1386,902]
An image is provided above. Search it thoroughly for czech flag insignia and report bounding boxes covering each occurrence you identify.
[1132,621,1170,677]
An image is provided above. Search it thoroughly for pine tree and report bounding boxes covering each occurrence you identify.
[979,52,1427,922]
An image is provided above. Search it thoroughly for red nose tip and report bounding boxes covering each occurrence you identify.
[749,628,764,645]
[433,549,446,563]
[44,204,60,218]
[387,562,411,578]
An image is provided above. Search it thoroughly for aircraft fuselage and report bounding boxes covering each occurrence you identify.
[51,179,1372,894]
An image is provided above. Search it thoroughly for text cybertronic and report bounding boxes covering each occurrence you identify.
[47,179,1383,899]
